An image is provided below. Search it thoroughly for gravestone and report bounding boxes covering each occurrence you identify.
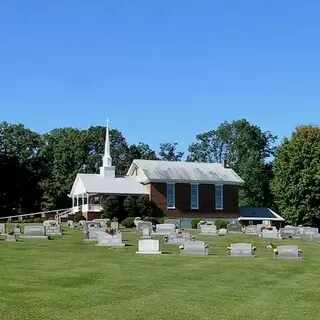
[67,220,74,228]
[218,228,227,236]
[279,227,299,238]
[96,232,125,247]
[276,246,300,259]
[78,220,86,230]
[301,227,318,238]
[311,234,320,242]
[93,219,108,228]
[43,220,57,228]
[6,234,16,242]
[136,239,161,254]
[181,241,208,255]
[164,219,181,228]
[20,226,48,239]
[200,224,217,235]
[167,233,191,244]
[83,221,101,232]
[111,221,119,230]
[85,227,104,241]
[155,224,176,235]
[227,223,243,234]
[0,223,6,235]
[141,227,151,239]
[244,225,258,234]
[230,243,255,257]
[261,230,279,239]
[136,221,152,233]
[46,225,62,236]
[14,226,21,235]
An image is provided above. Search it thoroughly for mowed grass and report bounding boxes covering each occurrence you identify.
[1,226,320,320]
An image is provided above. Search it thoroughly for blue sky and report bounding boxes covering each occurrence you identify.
[1,1,320,154]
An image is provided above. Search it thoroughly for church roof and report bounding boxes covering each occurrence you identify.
[70,174,149,196]
[127,159,244,185]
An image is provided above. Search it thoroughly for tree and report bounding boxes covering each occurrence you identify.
[123,196,138,217]
[187,119,277,207]
[39,128,89,210]
[123,195,154,218]
[102,196,122,219]
[272,125,320,226]
[129,143,158,160]
[159,142,184,161]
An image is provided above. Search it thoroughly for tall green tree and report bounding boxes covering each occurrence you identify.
[272,125,320,226]
[39,128,89,210]
[159,142,184,161]
[129,142,158,160]
[187,119,277,207]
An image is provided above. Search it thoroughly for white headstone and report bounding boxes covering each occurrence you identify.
[200,224,217,235]
[136,239,161,254]
[96,232,125,246]
[155,224,176,235]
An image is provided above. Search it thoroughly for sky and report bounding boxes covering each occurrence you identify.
[1,1,320,154]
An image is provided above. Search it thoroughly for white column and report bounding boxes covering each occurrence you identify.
[87,193,89,208]
[72,196,74,208]
[76,194,79,206]
[82,194,84,205]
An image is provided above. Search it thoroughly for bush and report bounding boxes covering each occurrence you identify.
[191,218,202,229]
[144,217,159,225]
[23,218,34,223]
[34,218,43,223]
[74,212,86,223]
[102,196,121,219]
[159,216,175,224]
[215,220,229,229]
[121,217,135,228]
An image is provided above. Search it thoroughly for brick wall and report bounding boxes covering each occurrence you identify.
[150,182,239,218]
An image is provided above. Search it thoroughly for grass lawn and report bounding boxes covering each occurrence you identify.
[1,226,320,320]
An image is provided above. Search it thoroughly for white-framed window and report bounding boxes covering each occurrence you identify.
[215,185,223,210]
[190,184,199,209]
[167,183,175,209]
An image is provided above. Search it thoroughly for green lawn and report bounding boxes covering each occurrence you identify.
[1,226,320,320]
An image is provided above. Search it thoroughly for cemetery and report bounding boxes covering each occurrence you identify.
[1,221,320,320]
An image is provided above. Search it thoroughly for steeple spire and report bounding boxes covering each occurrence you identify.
[103,118,112,167]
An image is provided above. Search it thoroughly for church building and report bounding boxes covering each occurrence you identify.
[69,121,284,228]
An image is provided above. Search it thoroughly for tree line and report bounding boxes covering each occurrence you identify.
[0,119,319,226]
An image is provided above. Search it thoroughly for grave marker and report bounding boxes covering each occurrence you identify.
[181,241,208,255]
[136,239,161,254]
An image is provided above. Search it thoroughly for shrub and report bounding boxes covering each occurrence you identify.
[191,218,202,229]
[144,217,158,225]
[159,216,174,224]
[215,220,229,229]
[121,217,135,228]
[123,196,138,217]
[102,196,121,219]
[74,212,86,223]
[34,218,43,223]
[23,218,34,223]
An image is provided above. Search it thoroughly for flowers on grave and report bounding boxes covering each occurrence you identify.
[105,228,116,236]
[164,236,168,242]
[298,249,302,256]
[49,221,57,226]
[191,236,196,241]
[227,246,231,250]
[177,230,182,234]
[15,224,20,228]
[178,244,184,250]
[204,243,209,249]
[273,248,279,255]
[7,230,15,236]
[252,247,256,251]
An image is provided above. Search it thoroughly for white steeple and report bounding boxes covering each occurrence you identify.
[100,118,115,179]
[103,118,112,167]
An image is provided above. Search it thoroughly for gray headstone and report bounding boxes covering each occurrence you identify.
[167,232,191,244]
[200,225,217,235]
[301,227,318,237]
[244,225,258,234]
[311,234,320,242]
[83,221,102,232]
[218,228,227,236]
[261,230,279,239]
[96,231,125,247]
[0,224,6,235]
[21,226,47,239]
[164,219,181,228]
[137,221,152,233]
[136,239,161,254]
[111,221,119,230]
[230,243,255,257]
[141,227,151,239]
[279,227,299,238]
[6,234,16,242]
[85,227,104,241]
[227,223,243,233]
[276,246,300,259]
[181,241,208,255]
[46,225,62,236]
[156,224,176,235]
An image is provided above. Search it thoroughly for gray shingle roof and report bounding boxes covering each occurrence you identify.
[131,160,244,184]
[78,174,149,195]
[238,207,285,221]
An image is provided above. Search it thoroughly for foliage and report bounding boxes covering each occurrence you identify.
[271,125,320,226]
[191,218,201,229]
[159,142,184,161]
[34,218,44,223]
[159,216,175,224]
[102,196,122,219]
[214,220,229,229]
[121,217,135,228]
[123,195,154,218]
[74,212,86,222]
[187,119,277,207]
[144,216,159,225]
[129,143,158,160]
